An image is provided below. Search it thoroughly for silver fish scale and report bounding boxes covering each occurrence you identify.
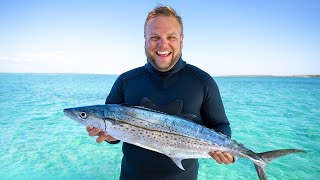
[105,104,253,158]
[68,104,249,157]
[106,120,221,159]
[107,105,236,148]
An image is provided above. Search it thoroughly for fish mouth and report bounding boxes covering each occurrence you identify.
[63,108,77,119]
[63,108,88,126]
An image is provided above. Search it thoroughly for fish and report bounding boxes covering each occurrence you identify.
[63,104,305,180]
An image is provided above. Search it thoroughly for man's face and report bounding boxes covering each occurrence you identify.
[144,15,184,72]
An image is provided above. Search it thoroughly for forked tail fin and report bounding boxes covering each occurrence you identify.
[254,149,306,180]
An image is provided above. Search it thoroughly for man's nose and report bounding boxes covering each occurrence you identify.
[157,38,168,47]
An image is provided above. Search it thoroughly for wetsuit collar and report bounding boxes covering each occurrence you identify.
[144,57,186,76]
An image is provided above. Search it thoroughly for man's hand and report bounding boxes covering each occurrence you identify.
[209,151,235,164]
[86,126,118,143]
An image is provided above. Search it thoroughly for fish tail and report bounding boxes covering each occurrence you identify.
[253,149,306,180]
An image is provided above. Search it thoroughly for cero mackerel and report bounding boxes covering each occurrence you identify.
[63,104,305,180]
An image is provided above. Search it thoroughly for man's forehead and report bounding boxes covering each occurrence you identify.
[146,21,182,36]
[148,32,179,36]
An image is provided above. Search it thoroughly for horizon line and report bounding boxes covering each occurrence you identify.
[1,72,319,78]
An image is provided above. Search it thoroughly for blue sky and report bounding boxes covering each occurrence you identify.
[0,0,319,75]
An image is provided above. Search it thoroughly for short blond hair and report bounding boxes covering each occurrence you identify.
[144,5,183,35]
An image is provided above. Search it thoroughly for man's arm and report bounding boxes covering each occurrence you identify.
[201,78,231,137]
[201,77,235,164]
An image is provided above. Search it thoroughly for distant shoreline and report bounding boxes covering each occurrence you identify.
[0,72,319,78]
[216,75,320,78]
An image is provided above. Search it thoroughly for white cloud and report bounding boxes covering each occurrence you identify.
[0,56,33,62]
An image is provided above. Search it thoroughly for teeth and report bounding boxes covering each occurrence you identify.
[157,51,170,55]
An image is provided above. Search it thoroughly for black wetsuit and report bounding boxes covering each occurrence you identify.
[105,58,231,180]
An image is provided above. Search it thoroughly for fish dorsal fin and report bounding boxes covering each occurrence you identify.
[139,97,197,121]
[140,97,183,115]
[170,157,185,170]
[140,97,161,111]
[163,99,183,115]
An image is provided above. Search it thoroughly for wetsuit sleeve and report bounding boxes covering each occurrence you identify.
[104,75,125,144]
[105,74,125,104]
[201,77,232,138]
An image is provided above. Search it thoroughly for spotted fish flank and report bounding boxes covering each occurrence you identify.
[64,104,305,180]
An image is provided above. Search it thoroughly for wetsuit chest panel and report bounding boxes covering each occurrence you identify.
[123,70,205,124]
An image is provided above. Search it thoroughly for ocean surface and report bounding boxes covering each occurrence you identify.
[0,73,319,180]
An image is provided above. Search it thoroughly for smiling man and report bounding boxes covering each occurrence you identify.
[144,10,184,72]
[86,5,234,180]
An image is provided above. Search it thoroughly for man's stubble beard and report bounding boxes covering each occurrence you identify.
[145,47,182,72]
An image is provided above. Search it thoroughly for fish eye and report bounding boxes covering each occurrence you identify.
[79,112,87,119]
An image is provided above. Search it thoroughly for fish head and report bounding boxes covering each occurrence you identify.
[63,105,107,128]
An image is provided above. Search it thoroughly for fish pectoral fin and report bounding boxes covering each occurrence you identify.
[133,143,162,154]
[170,157,185,170]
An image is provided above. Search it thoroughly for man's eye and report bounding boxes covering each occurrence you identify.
[168,36,176,40]
[150,36,159,40]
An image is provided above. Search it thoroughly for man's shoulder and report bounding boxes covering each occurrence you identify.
[184,64,213,81]
[119,66,148,81]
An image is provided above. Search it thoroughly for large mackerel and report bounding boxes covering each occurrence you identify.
[63,104,305,180]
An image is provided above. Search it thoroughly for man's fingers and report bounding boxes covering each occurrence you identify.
[88,127,101,137]
[223,152,234,163]
[209,151,223,164]
[95,131,107,143]
[216,151,229,164]
[86,125,94,132]
[218,152,232,164]
[105,135,116,142]
[209,151,234,164]
[85,126,118,143]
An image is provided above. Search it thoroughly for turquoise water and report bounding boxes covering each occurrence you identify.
[0,73,319,180]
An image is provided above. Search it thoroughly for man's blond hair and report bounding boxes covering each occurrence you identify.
[144,5,183,35]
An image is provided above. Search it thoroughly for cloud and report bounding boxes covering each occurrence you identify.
[0,56,33,62]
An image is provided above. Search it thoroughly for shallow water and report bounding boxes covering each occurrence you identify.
[0,73,319,179]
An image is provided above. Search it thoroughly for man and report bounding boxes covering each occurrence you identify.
[86,5,234,180]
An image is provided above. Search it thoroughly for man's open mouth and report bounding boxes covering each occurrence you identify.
[156,51,171,57]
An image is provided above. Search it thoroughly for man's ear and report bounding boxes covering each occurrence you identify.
[180,34,184,49]
[144,34,148,47]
